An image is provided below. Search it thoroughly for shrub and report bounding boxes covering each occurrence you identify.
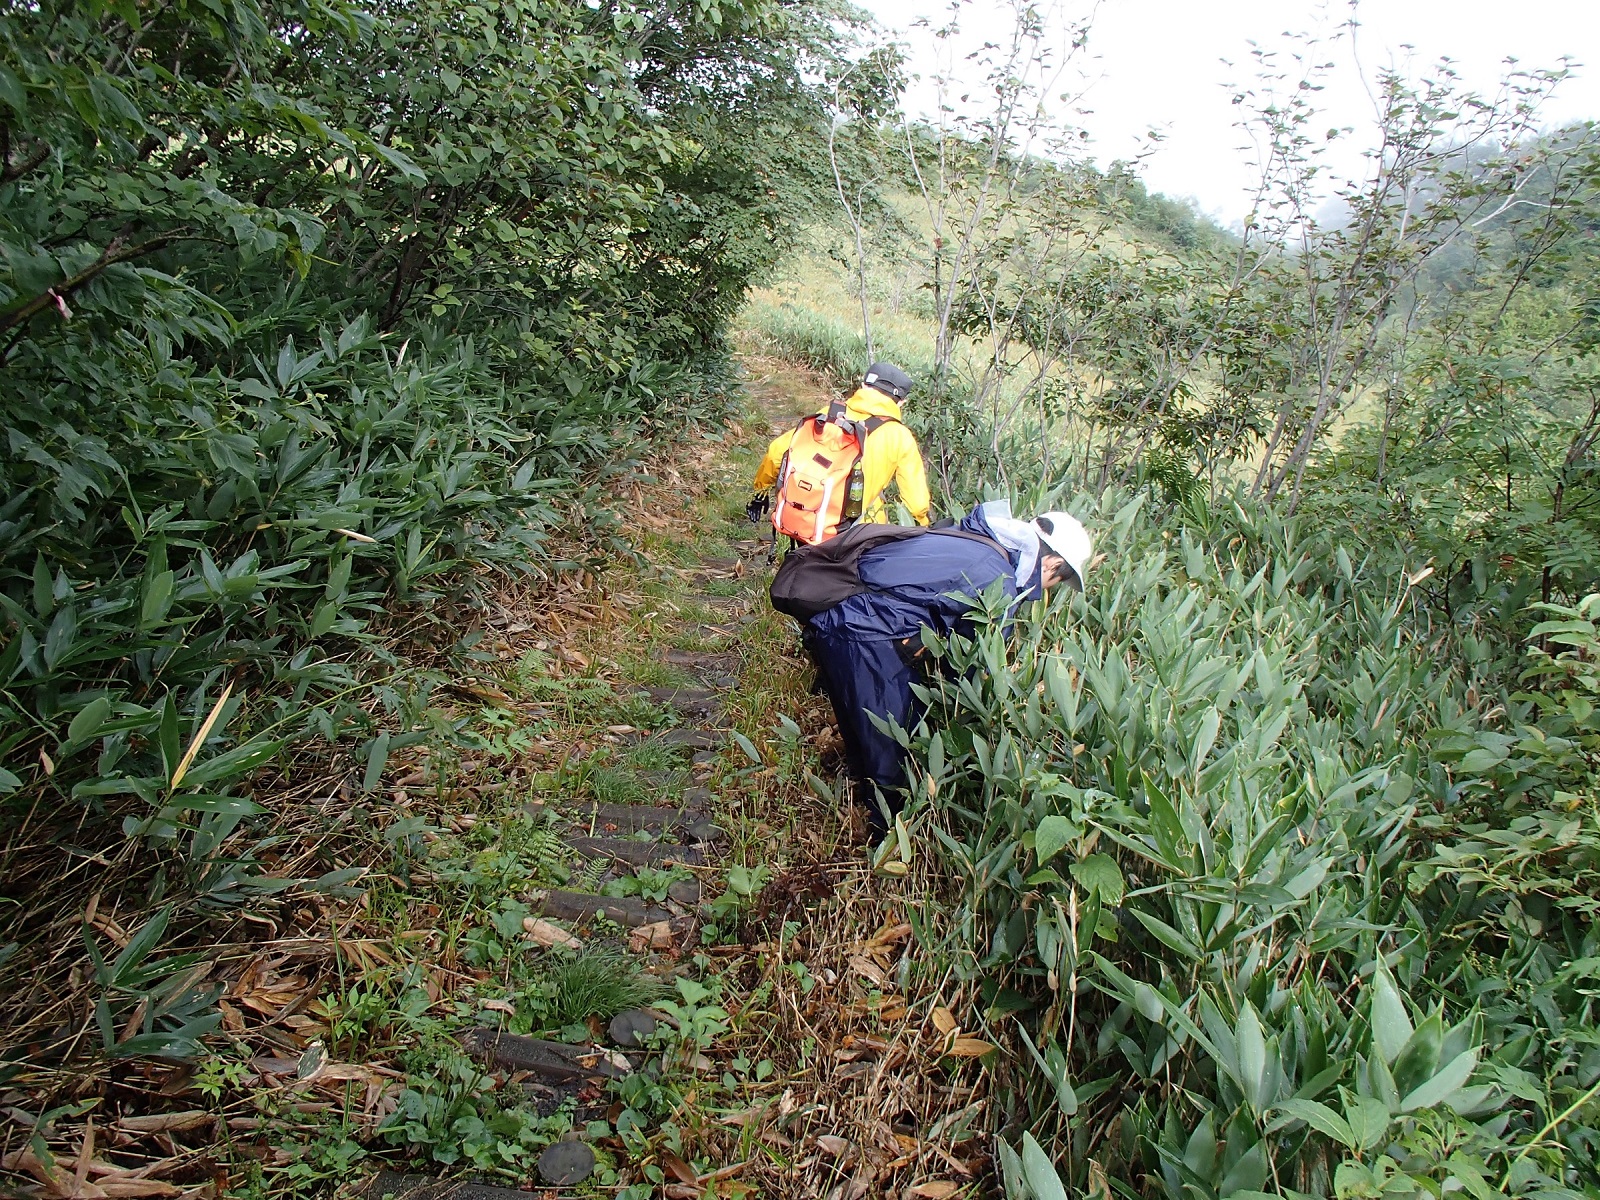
[906,486,1600,1198]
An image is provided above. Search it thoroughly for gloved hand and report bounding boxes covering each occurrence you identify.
[745,493,771,524]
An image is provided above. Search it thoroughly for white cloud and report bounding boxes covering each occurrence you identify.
[862,0,1599,221]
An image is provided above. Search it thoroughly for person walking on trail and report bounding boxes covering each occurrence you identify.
[747,362,931,545]
[769,499,1093,836]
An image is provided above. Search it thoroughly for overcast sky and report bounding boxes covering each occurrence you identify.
[860,0,1600,223]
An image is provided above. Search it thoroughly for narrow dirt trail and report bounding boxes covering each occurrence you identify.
[0,358,994,1200]
[359,357,997,1199]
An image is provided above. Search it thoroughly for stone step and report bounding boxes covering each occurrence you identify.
[463,1029,632,1080]
[631,686,722,721]
[532,889,673,928]
[666,879,702,905]
[684,817,726,845]
[538,1143,596,1186]
[657,648,739,688]
[608,1008,658,1048]
[651,727,723,751]
[569,836,704,869]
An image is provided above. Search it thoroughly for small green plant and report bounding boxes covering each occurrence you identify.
[704,862,772,941]
[603,865,691,903]
[537,948,666,1028]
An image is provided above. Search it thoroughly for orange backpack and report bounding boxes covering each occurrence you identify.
[772,400,894,546]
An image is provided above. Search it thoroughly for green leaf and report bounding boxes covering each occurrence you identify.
[1068,853,1124,903]
[163,793,267,815]
[180,738,284,787]
[158,695,181,781]
[105,906,172,985]
[1216,1140,1268,1196]
[1443,1152,1496,1200]
[1342,1093,1390,1151]
[996,1139,1027,1200]
[310,599,338,638]
[1018,1131,1068,1200]
[1035,814,1073,863]
[1370,964,1412,1063]
[0,64,27,113]
[140,569,174,626]
[1400,1048,1478,1112]
[0,767,21,794]
[363,731,390,793]
[309,866,368,893]
[1236,1001,1268,1111]
[42,606,77,669]
[67,696,111,745]
[1268,1098,1356,1148]
[1143,771,1186,862]
[1130,909,1200,959]
[112,1016,222,1060]
[732,731,761,763]
[32,556,52,617]
[1190,705,1221,774]
[1391,1011,1444,1097]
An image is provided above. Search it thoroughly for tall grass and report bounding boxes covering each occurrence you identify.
[740,300,936,388]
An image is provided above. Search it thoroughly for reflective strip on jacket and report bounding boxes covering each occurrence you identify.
[752,386,931,525]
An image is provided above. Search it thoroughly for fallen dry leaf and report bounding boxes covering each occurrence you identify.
[523,917,581,950]
[660,1150,699,1186]
[815,1135,851,1157]
[910,1184,963,1199]
[116,1112,213,1134]
[479,998,516,1015]
[947,1038,995,1058]
[869,921,913,947]
[1087,1158,1113,1200]
[847,955,887,985]
[930,1007,958,1036]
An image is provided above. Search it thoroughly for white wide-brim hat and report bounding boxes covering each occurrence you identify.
[1033,512,1092,589]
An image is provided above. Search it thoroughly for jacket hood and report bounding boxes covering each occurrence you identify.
[830,386,904,422]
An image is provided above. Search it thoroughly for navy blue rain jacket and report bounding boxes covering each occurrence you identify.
[805,506,1030,810]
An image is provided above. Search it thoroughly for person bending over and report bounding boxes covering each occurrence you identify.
[781,500,1092,835]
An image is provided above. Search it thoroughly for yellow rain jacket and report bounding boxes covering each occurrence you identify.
[754,386,931,526]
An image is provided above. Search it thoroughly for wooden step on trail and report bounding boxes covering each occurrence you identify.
[687,555,741,575]
[659,647,740,671]
[569,835,704,868]
[564,799,700,834]
[463,1028,633,1080]
[531,889,675,928]
[352,1170,549,1200]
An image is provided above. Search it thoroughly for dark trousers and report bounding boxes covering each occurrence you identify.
[804,626,924,833]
